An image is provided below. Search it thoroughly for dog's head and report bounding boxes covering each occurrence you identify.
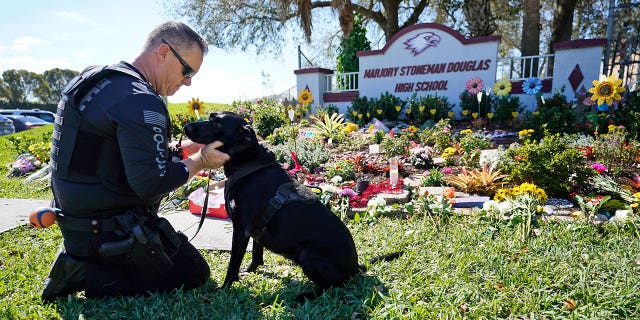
[183,111,259,155]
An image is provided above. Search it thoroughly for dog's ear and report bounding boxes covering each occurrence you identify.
[242,124,259,145]
[208,112,219,121]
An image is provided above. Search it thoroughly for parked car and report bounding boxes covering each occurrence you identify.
[4,115,50,132]
[0,109,56,123]
[0,114,16,136]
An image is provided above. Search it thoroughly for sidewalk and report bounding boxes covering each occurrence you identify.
[0,198,241,251]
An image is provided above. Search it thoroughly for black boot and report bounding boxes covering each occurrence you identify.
[42,249,85,303]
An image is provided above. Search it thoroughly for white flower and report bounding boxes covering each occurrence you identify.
[330,175,343,184]
[367,195,386,208]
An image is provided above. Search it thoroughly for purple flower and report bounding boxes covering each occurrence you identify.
[590,163,608,174]
[338,188,357,198]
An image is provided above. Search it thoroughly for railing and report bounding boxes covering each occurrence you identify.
[325,71,359,92]
[324,54,555,93]
[496,54,554,80]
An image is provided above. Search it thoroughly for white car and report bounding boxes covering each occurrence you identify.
[0,109,56,123]
[0,114,16,136]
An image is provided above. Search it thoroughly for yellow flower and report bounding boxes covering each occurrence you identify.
[461,129,473,135]
[299,88,313,106]
[589,74,625,106]
[533,111,540,116]
[512,111,519,118]
[406,109,412,114]
[487,112,493,119]
[462,110,469,116]
[429,109,436,115]
[419,106,425,113]
[395,105,401,112]
[352,111,357,116]
[607,124,615,132]
[493,78,512,96]
[366,112,370,118]
[376,109,382,115]
[472,112,478,119]
[187,97,203,117]
[358,114,363,119]
[448,111,454,118]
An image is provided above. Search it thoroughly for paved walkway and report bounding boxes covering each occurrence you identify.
[0,198,240,251]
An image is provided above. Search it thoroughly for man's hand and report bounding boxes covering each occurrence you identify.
[180,141,229,178]
[199,141,229,169]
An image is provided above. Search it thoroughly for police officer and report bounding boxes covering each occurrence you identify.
[42,21,229,302]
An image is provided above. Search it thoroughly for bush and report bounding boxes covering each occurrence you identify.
[498,133,590,197]
[612,89,640,141]
[251,100,289,138]
[404,93,453,125]
[590,127,639,178]
[491,95,523,123]
[418,119,453,153]
[522,90,578,140]
[326,159,356,181]
[269,138,330,172]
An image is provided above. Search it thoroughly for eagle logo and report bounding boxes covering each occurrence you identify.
[403,32,441,56]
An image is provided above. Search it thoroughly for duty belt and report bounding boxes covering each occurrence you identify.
[56,211,140,235]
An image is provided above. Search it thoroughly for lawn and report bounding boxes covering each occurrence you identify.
[1,212,639,319]
[1,103,639,319]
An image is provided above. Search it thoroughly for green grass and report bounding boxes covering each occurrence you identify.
[1,215,639,319]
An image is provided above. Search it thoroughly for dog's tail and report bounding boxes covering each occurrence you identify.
[359,251,403,271]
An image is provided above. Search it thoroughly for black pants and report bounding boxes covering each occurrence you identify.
[82,232,210,298]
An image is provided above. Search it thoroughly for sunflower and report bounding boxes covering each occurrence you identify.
[522,77,542,95]
[465,77,484,95]
[299,88,313,106]
[589,74,625,106]
[493,78,512,96]
[187,97,204,117]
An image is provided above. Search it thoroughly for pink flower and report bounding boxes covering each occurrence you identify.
[465,77,484,95]
[590,163,608,174]
[338,188,357,198]
[442,167,452,174]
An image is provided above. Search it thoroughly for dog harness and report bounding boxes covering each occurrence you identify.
[251,181,318,241]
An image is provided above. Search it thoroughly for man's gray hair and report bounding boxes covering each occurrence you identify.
[145,21,208,55]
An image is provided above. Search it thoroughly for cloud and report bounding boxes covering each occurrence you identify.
[53,10,90,23]
[10,37,49,52]
[0,56,68,73]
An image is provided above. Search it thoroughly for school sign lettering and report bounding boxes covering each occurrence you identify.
[357,23,500,109]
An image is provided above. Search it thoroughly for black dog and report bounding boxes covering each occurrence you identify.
[184,111,399,294]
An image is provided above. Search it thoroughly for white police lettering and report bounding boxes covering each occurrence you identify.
[152,126,167,176]
[78,79,111,111]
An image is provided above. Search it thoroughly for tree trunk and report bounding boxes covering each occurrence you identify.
[462,0,496,37]
[549,0,579,52]
[522,0,540,77]
[383,0,401,41]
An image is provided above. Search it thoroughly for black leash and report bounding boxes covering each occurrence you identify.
[190,169,211,241]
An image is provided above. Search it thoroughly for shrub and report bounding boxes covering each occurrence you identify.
[418,119,452,153]
[420,168,447,187]
[252,100,289,138]
[269,138,330,172]
[491,95,522,123]
[265,125,299,146]
[325,159,356,181]
[522,90,578,140]
[404,93,453,125]
[612,89,640,141]
[347,96,372,126]
[498,133,590,197]
[590,126,639,177]
[381,134,410,157]
[309,113,346,141]
[447,165,508,196]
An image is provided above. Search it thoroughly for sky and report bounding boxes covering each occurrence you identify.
[0,0,300,104]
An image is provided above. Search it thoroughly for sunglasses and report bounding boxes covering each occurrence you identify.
[161,38,196,79]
